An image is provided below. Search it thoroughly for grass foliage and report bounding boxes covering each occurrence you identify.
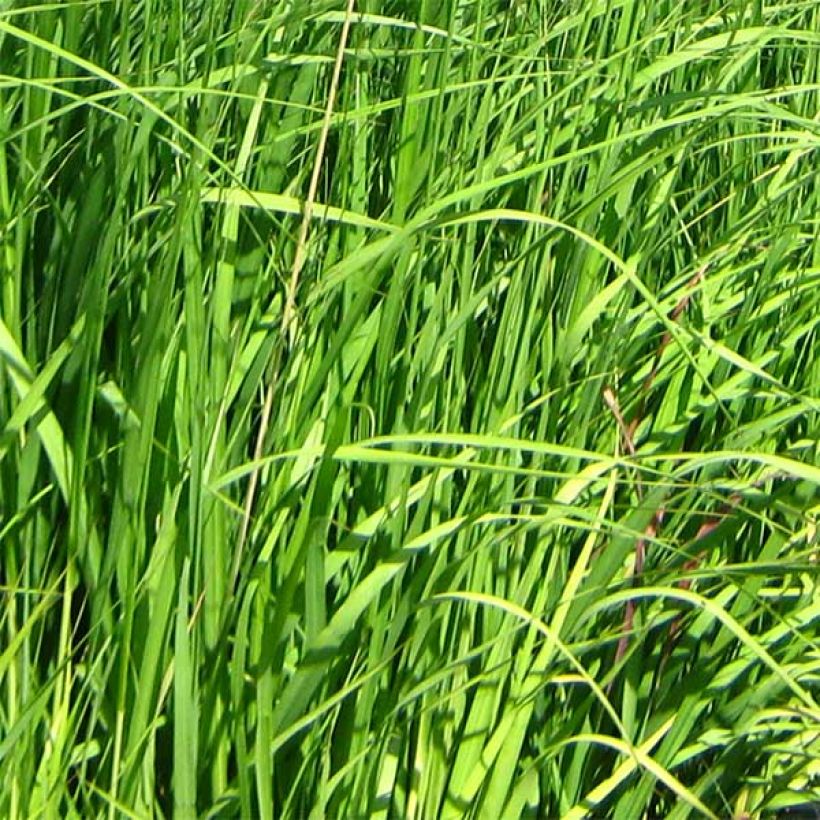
[1,0,819,816]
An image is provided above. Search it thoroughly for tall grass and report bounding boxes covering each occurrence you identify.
[1,1,819,817]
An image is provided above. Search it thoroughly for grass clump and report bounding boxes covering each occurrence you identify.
[1,1,818,817]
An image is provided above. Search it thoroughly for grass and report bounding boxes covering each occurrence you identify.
[0,0,819,817]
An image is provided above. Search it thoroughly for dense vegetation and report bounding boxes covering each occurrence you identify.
[1,1,819,817]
